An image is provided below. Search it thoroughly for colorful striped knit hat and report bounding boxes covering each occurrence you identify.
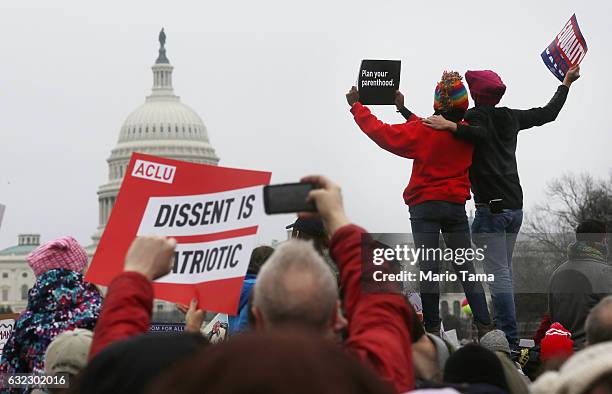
[433,71,469,112]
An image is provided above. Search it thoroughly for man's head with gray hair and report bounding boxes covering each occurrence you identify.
[586,295,612,345]
[252,239,340,336]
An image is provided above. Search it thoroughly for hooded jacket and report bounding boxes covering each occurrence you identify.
[547,241,612,347]
[0,269,102,374]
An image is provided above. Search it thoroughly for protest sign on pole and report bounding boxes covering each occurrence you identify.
[85,153,271,315]
[0,314,19,358]
[541,14,587,82]
[0,203,5,230]
[357,60,401,105]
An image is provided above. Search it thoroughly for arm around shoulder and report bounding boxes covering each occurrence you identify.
[453,109,490,143]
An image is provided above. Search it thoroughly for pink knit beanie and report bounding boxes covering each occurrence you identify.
[27,236,89,276]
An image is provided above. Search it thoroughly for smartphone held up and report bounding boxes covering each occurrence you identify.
[263,182,318,214]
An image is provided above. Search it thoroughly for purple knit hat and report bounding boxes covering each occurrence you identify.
[465,70,506,105]
[27,236,88,276]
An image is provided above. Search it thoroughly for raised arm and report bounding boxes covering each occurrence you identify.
[395,90,417,122]
[346,87,421,159]
[89,236,176,359]
[513,65,580,131]
[301,175,415,393]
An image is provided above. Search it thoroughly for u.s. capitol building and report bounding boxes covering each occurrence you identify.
[0,29,219,312]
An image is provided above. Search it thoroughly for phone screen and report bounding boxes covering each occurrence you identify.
[263,183,317,214]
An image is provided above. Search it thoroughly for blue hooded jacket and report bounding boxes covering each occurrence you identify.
[228,274,257,335]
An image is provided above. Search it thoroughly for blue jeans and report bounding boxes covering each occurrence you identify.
[472,207,523,347]
[409,201,492,333]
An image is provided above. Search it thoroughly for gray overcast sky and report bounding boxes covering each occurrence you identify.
[1,0,611,249]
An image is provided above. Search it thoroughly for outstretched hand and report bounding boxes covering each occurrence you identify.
[422,115,457,132]
[177,298,206,334]
[346,86,359,107]
[124,236,177,281]
[563,65,580,87]
[299,175,350,236]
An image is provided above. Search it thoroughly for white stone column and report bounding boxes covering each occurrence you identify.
[99,199,103,226]
[104,199,109,225]
[102,199,106,226]
[107,198,112,223]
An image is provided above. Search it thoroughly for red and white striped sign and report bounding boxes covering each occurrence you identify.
[86,153,271,314]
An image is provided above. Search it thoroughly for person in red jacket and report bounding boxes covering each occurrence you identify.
[346,71,493,337]
[251,174,415,392]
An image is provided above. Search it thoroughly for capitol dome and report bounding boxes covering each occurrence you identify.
[111,98,217,164]
[92,29,219,245]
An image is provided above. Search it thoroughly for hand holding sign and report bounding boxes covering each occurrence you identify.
[124,236,177,281]
[346,86,359,107]
[394,91,404,110]
[563,65,580,87]
[176,298,206,333]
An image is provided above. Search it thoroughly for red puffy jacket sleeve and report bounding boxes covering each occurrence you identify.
[330,224,415,392]
[89,272,154,360]
[351,102,421,159]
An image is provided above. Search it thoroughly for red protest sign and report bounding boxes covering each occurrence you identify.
[541,14,588,82]
[85,153,271,314]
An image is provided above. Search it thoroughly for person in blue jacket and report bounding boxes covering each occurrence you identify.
[228,245,274,335]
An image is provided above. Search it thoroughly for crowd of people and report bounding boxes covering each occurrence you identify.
[1,65,611,394]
